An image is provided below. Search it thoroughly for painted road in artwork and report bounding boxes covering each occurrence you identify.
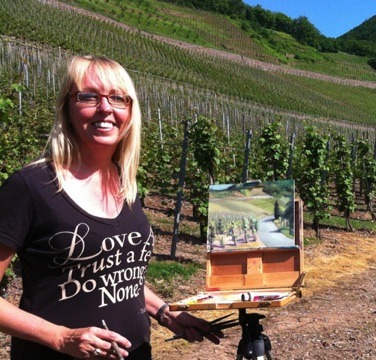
[257,215,295,248]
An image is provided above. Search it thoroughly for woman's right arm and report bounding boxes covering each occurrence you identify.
[0,244,131,359]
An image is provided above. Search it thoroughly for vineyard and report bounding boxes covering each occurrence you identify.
[0,0,376,235]
[1,2,376,359]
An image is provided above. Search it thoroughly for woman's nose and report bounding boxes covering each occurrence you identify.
[97,97,113,112]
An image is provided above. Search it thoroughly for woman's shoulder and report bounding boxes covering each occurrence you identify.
[23,159,52,174]
[8,160,54,186]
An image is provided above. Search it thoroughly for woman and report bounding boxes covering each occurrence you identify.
[0,55,222,359]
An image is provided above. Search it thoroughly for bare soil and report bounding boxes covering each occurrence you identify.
[150,232,376,360]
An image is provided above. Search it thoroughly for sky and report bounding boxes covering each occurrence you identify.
[244,0,376,38]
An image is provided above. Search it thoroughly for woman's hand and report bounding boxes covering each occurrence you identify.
[161,311,224,344]
[58,326,131,359]
[144,286,223,345]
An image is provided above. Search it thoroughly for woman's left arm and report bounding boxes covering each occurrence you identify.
[144,285,222,344]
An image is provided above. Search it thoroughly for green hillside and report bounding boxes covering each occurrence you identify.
[342,15,376,42]
[0,0,375,136]
[63,0,376,78]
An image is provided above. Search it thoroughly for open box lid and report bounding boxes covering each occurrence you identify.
[170,182,304,311]
[206,246,304,292]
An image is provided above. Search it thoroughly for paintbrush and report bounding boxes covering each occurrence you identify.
[102,320,125,360]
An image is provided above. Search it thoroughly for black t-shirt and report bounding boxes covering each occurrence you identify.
[0,162,154,359]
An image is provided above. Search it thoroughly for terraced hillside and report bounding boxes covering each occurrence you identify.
[1,0,376,137]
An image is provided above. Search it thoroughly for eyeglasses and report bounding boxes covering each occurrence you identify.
[70,91,132,109]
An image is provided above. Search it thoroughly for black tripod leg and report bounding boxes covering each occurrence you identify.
[238,309,254,359]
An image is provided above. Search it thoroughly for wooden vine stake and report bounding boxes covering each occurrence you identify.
[170,121,189,260]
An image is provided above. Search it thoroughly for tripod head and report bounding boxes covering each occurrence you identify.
[237,310,272,360]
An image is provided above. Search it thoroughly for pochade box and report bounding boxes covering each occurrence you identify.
[170,180,305,311]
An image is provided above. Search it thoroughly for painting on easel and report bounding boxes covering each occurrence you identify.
[207,179,295,252]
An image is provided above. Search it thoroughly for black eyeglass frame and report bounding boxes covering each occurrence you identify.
[69,91,133,109]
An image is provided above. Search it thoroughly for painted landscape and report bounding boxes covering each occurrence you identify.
[207,180,295,252]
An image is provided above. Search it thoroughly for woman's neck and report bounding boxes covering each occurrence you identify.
[69,143,117,174]
[62,157,122,218]
[69,159,115,179]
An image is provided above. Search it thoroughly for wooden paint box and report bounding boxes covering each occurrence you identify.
[170,199,304,311]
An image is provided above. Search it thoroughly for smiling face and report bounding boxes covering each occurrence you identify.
[68,67,132,155]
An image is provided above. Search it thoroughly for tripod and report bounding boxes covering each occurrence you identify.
[236,310,273,360]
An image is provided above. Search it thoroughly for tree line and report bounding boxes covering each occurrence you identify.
[161,0,376,57]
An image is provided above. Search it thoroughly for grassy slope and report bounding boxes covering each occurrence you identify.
[66,0,376,81]
[58,0,376,126]
[1,0,376,130]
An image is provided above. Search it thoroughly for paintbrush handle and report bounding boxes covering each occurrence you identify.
[102,320,125,360]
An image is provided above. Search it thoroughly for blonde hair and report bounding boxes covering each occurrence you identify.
[43,55,141,206]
